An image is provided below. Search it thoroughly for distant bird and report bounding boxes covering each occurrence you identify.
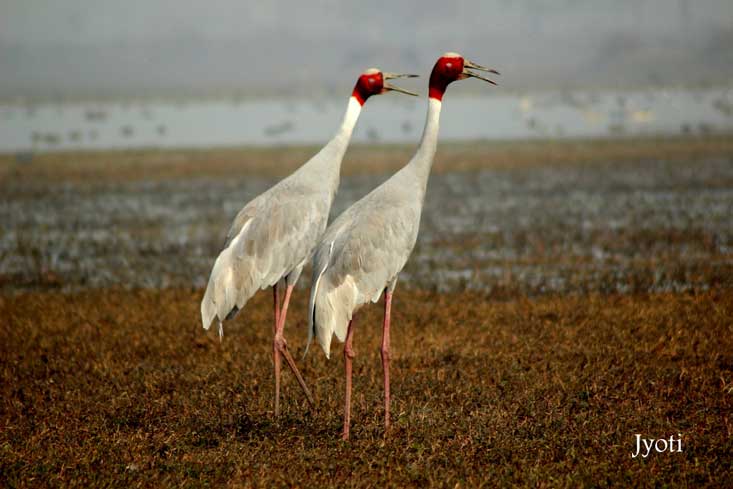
[307,53,498,439]
[201,69,418,416]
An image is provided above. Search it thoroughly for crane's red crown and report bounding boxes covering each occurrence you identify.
[429,52,465,101]
[351,69,384,106]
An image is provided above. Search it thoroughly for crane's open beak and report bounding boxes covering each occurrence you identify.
[462,60,500,85]
[383,72,420,96]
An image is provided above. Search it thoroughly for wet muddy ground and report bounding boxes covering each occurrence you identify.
[1,138,732,294]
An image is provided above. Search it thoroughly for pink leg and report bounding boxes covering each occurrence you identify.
[381,289,392,432]
[273,284,315,416]
[273,284,282,416]
[273,283,281,333]
[342,318,356,440]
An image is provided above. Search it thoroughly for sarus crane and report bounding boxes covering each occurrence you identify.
[307,53,498,439]
[201,69,418,415]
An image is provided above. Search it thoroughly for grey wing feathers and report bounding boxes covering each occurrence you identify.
[333,205,419,302]
[223,204,256,249]
[201,187,328,333]
[308,198,420,357]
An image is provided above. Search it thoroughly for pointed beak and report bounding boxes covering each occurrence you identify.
[462,60,500,85]
[383,72,420,96]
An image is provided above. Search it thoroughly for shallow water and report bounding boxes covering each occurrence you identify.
[2,88,733,153]
[2,157,731,294]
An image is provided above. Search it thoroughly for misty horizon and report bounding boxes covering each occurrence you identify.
[1,0,732,100]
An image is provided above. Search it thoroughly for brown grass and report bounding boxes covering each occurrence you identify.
[2,287,732,487]
[2,135,733,184]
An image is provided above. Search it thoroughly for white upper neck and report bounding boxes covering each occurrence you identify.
[409,97,443,185]
[326,96,362,157]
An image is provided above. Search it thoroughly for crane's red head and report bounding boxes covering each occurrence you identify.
[428,52,499,101]
[352,69,419,105]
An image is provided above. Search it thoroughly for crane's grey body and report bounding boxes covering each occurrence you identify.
[201,98,362,333]
[309,98,442,357]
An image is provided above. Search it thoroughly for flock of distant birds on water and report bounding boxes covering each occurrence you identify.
[200,53,499,440]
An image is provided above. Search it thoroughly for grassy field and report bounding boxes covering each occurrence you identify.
[2,287,732,487]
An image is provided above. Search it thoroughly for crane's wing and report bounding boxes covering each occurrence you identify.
[202,186,328,333]
[308,199,420,357]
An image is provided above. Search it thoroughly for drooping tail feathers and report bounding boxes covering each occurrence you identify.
[307,241,359,359]
[200,222,260,337]
[305,242,331,358]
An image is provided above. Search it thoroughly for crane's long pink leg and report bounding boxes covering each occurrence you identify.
[273,284,283,416]
[381,289,393,432]
[273,283,281,332]
[342,318,356,440]
[273,284,315,413]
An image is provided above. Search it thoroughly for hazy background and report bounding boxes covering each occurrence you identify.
[2,0,733,99]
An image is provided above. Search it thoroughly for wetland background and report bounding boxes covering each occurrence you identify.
[2,138,733,296]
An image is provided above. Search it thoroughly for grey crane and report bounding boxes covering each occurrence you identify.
[201,69,418,416]
[307,53,498,439]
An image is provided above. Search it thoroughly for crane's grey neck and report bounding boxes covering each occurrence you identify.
[302,96,362,196]
[324,96,362,160]
[410,97,443,184]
